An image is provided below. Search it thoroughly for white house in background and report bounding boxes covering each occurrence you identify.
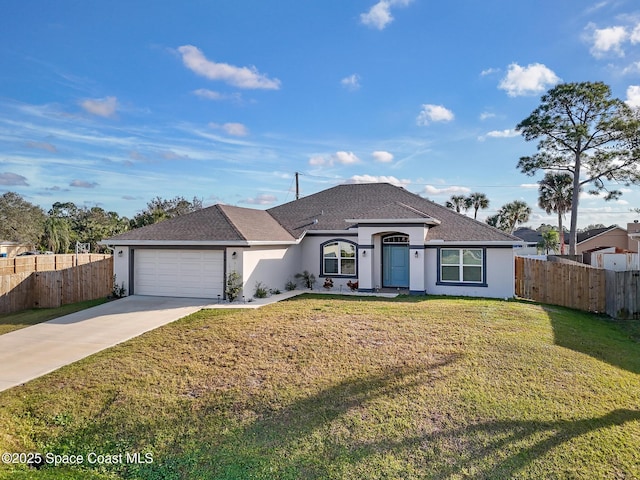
[101,183,523,300]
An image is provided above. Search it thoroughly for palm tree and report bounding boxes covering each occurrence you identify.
[465,192,490,220]
[43,216,72,253]
[538,172,573,255]
[501,200,531,234]
[488,201,531,234]
[445,195,467,213]
[537,229,559,254]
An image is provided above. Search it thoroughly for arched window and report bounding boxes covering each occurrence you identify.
[382,234,409,244]
[322,240,356,276]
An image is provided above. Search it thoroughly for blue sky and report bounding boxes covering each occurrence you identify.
[1,0,640,228]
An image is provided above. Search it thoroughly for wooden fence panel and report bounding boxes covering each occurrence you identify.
[14,257,36,274]
[35,255,56,271]
[605,270,640,319]
[0,259,15,275]
[0,257,113,315]
[515,257,606,313]
[0,254,110,276]
[0,272,35,314]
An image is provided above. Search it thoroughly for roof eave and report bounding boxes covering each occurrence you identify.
[345,218,441,225]
[425,240,524,246]
[99,239,301,247]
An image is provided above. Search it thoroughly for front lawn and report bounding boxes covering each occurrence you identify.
[0,295,638,479]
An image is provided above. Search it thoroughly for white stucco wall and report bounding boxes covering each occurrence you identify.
[240,245,302,296]
[425,246,515,299]
[112,246,130,295]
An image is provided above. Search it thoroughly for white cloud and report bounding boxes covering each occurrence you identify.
[309,155,326,166]
[177,45,281,90]
[422,185,471,196]
[416,104,454,126]
[0,172,29,186]
[479,112,496,121]
[360,0,412,30]
[589,25,628,57]
[192,89,242,102]
[520,183,539,189]
[241,193,278,205]
[80,96,118,118]
[334,151,360,165]
[498,63,560,97]
[480,68,499,76]
[372,151,394,163]
[361,1,393,29]
[478,129,520,141]
[208,122,249,136]
[308,151,361,167]
[626,85,640,108]
[345,175,410,187]
[631,23,640,44]
[622,61,640,75]
[341,74,361,91]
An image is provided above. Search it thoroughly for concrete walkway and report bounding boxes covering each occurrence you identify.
[0,296,219,392]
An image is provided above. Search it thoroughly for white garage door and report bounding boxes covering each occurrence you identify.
[134,249,224,298]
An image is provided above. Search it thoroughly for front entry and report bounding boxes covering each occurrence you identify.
[382,235,409,288]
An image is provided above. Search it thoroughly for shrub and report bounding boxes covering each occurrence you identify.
[295,270,316,289]
[111,275,126,299]
[254,282,269,298]
[226,271,243,302]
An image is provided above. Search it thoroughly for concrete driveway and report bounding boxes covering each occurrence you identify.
[0,296,213,392]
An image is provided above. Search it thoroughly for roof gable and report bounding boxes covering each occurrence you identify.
[218,205,294,242]
[577,226,624,244]
[105,205,244,242]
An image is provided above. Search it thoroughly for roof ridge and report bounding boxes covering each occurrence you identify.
[216,204,247,241]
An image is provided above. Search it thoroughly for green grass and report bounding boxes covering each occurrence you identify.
[0,295,638,479]
[0,299,108,336]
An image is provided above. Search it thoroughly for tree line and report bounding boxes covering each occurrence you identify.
[0,194,203,254]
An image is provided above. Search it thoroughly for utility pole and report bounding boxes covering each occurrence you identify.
[295,171,300,200]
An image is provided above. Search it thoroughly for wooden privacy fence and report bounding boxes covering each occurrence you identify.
[515,256,606,313]
[0,254,110,275]
[605,270,640,319]
[0,256,113,315]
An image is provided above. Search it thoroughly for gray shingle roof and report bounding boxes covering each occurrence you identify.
[105,183,520,244]
[218,205,295,242]
[105,205,292,243]
[268,183,519,242]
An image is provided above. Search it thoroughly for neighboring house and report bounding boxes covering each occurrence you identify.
[0,241,34,258]
[575,226,635,254]
[101,183,523,300]
[513,227,569,255]
[581,221,640,270]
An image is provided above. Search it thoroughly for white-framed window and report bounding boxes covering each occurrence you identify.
[322,240,356,276]
[440,248,484,283]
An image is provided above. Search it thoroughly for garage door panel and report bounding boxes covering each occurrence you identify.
[134,249,224,298]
